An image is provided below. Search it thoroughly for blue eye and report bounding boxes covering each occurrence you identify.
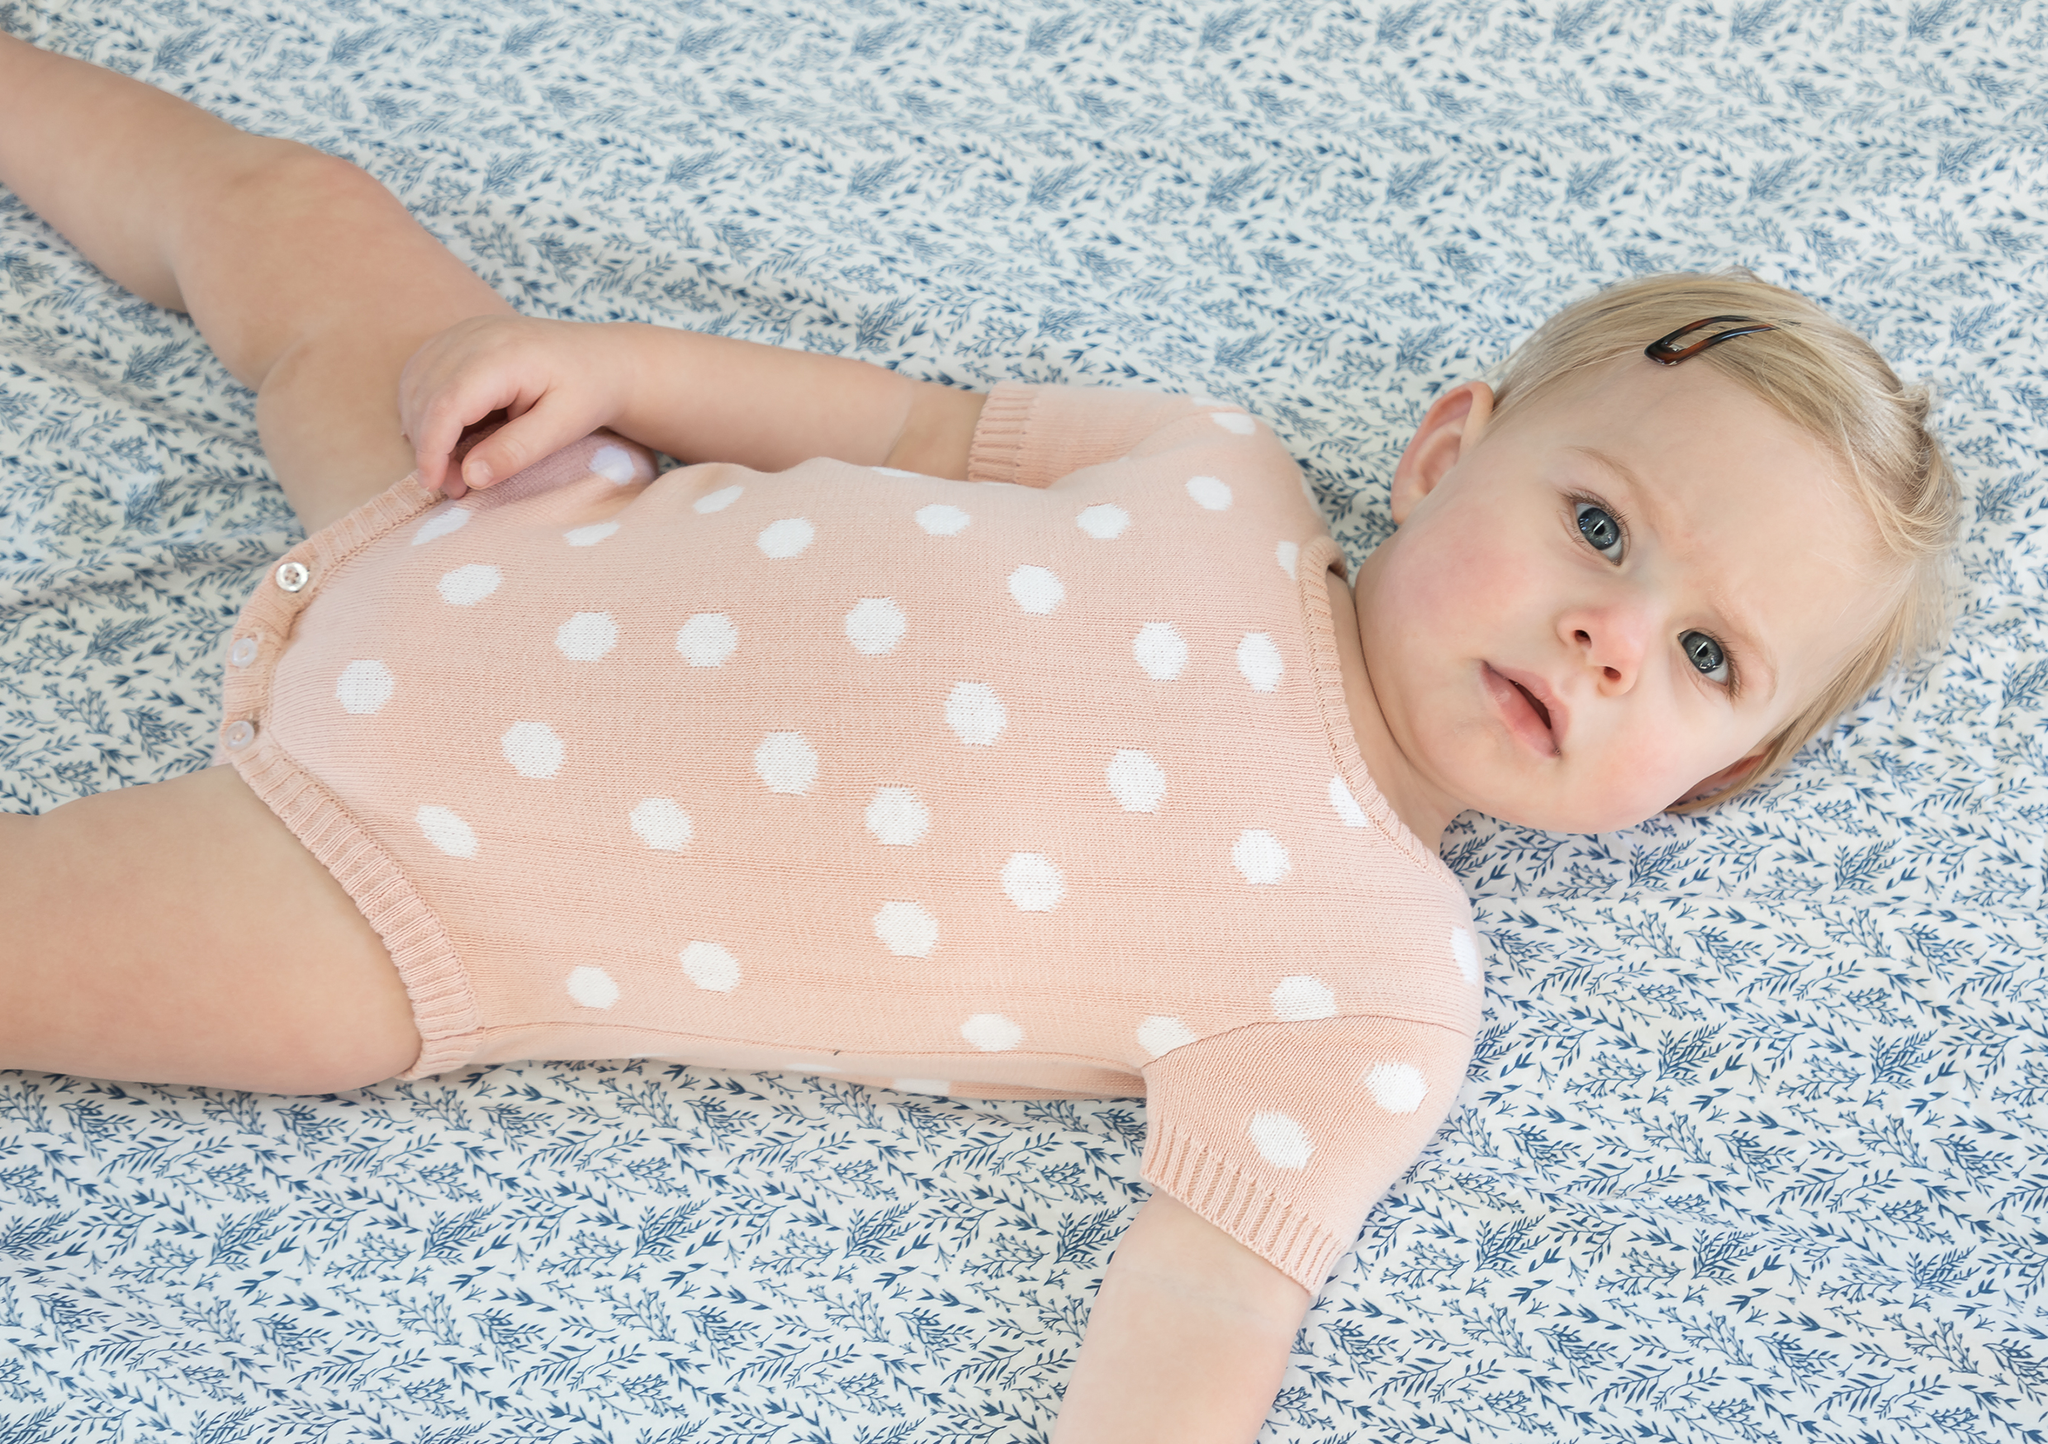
[1575,501,1624,562]
[1682,630,1731,683]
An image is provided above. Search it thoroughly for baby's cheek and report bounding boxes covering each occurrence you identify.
[1409,527,1543,620]
[1578,714,1714,824]
[1400,510,1531,598]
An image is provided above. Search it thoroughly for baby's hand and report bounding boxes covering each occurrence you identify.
[399,315,632,497]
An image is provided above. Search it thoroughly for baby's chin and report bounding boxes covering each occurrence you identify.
[1466,788,1680,838]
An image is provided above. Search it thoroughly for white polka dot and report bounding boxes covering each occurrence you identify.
[1001,852,1064,911]
[694,485,743,513]
[1364,1061,1429,1115]
[676,613,738,667]
[1271,974,1335,1021]
[1451,926,1482,986]
[567,965,618,1009]
[916,503,970,536]
[1249,1111,1312,1170]
[1133,622,1188,681]
[1008,564,1064,615]
[1136,1015,1196,1058]
[961,1013,1023,1052]
[680,940,740,992]
[1276,540,1299,579]
[336,660,395,715]
[556,612,619,661]
[1233,828,1291,885]
[630,797,692,851]
[565,522,620,547]
[845,597,907,656]
[1212,413,1257,436]
[1237,633,1283,692]
[866,787,930,846]
[1329,776,1368,828]
[417,804,478,859]
[874,466,918,478]
[437,563,502,606]
[1187,394,1230,408]
[873,900,939,957]
[892,1077,949,1094]
[1106,749,1166,813]
[410,504,471,546]
[757,517,814,558]
[590,444,637,485]
[501,721,565,779]
[1185,475,1233,511]
[1076,504,1130,540]
[946,681,1007,746]
[754,732,819,794]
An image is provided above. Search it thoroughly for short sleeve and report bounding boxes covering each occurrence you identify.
[967,381,1222,488]
[1139,1015,1474,1292]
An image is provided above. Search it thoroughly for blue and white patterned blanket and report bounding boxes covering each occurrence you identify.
[4,1,2045,1438]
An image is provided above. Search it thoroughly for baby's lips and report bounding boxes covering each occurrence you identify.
[1484,662,1568,756]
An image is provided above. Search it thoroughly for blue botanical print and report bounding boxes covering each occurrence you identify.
[3,0,2045,1439]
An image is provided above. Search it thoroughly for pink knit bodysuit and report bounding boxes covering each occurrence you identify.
[218,382,1484,1290]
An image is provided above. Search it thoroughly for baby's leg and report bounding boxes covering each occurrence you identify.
[0,31,515,533]
[0,768,417,1092]
[0,36,518,1088]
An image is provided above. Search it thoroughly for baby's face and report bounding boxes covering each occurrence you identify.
[1353,354,1888,836]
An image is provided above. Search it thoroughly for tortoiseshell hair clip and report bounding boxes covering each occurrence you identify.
[1644,315,1787,365]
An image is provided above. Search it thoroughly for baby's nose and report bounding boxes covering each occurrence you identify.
[1566,605,1653,691]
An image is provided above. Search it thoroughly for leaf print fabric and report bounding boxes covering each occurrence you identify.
[3,1,2046,1439]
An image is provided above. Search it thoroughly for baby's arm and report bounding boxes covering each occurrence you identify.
[1054,1192,1312,1442]
[400,314,985,496]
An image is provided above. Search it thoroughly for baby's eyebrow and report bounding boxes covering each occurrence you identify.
[1566,444,1780,703]
[1567,443,1674,543]
[1566,443,1648,505]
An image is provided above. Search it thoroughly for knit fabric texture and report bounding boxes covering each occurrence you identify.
[217,382,1483,1290]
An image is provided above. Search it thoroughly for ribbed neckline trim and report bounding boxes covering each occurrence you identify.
[1294,534,1462,894]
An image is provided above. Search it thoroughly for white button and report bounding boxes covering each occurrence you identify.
[222,720,256,751]
[275,561,310,592]
[229,637,258,668]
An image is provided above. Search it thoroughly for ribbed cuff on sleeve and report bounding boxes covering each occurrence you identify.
[966,380,1209,489]
[1141,1116,1343,1292]
[965,380,1039,485]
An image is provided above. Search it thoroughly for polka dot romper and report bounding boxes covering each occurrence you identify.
[217,382,1483,1290]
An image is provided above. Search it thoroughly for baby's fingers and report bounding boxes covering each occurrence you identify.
[452,390,616,493]
[402,366,528,495]
[398,319,545,493]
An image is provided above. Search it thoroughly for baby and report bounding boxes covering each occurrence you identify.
[0,33,1957,1444]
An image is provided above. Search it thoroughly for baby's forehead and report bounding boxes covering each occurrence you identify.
[1498,358,1855,505]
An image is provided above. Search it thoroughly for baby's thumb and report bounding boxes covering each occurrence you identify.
[457,397,602,490]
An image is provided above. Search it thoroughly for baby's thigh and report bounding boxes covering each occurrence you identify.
[207,153,514,535]
[1,766,418,1093]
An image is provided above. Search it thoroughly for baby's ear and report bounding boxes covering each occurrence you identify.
[1390,380,1494,524]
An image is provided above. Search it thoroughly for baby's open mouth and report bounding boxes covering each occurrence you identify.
[1513,681,1553,733]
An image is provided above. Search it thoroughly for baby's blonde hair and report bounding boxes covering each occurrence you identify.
[1485,269,1961,809]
